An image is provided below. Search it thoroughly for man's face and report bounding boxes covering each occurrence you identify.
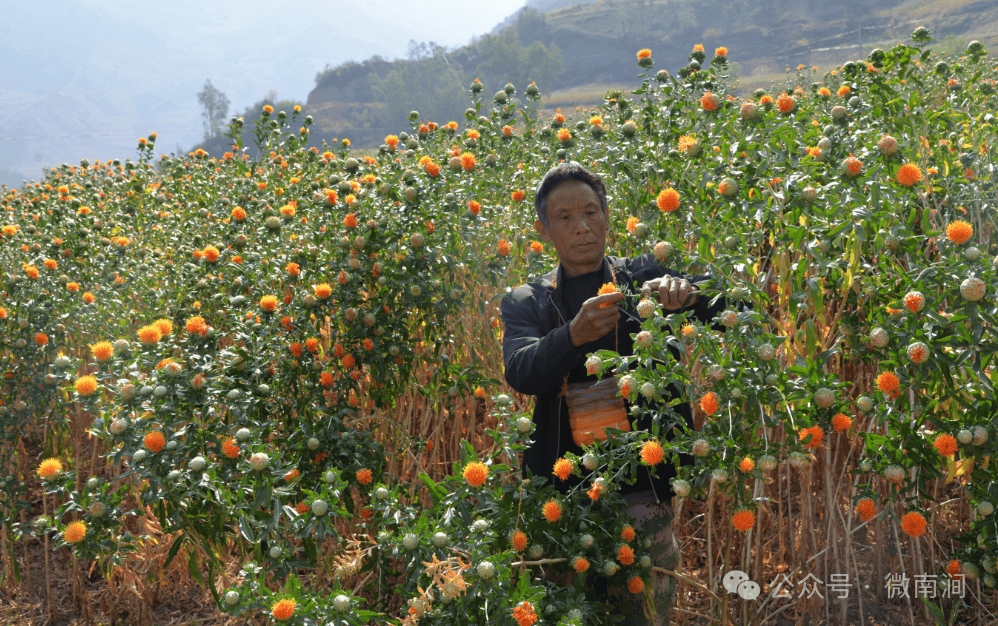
[535,179,609,278]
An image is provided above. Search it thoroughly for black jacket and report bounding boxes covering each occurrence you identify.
[500,253,726,502]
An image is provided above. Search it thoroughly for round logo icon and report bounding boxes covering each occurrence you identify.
[737,580,761,600]
[723,570,749,594]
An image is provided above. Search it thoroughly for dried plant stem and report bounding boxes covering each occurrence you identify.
[42,491,54,624]
[891,520,917,626]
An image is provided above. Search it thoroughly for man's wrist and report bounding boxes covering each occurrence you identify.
[567,321,579,348]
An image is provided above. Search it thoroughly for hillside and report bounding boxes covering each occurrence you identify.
[303,0,996,149]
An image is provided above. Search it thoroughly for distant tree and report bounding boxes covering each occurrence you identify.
[198,80,230,141]
[371,44,467,128]
[474,27,564,93]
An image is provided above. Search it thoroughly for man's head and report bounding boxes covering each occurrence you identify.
[534,163,610,278]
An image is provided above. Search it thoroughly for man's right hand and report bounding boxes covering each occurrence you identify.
[568,292,625,347]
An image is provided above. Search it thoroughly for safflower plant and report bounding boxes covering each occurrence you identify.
[1,28,997,624]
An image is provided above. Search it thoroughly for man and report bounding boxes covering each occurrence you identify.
[500,162,725,625]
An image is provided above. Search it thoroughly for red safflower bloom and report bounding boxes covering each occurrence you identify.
[732,509,756,531]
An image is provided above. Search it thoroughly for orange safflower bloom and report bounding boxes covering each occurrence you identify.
[320,371,335,387]
[271,598,296,620]
[260,295,278,312]
[587,482,602,501]
[341,354,355,369]
[831,413,852,433]
[896,163,922,187]
[901,511,927,537]
[732,509,755,531]
[626,216,639,233]
[460,152,476,171]
[700,392,719,416]
[304,338,320,353]
[947,560,963,579]
[289,342,303,357]
[657,188,680,212]
[83,292,95,303]
[946,220,973,245]
[137,325,162,345]
[64,521,87,544]
[641,440,665,465]
[777,92,795,114]
[231,207,246,221]
[934,434,958,456]
[739,457,755,472]
[153,319,173,337]
[425,162,440,177]
[637,49,652,60]
[621,525,636,542]
[497,239,511,257]
[714,47,728,57]
[876,371,900,394]
[512,530,528,552]
[543,500,562,522]
[511,189,525,202]
[356,468,373,484]
[34,333,48,346]
[837,85,851,97]
[75,375,98,396]
[468,200,481,216]
[799,425,825,450]
[314,283,332,299]
[512,601,538,626]
[628,575,645,594]
[222,438,240,459]
[556,128,571,142]
[553,458,574,480]
[66,282,79,291]
[856,498,876,522]
[186,316,208,336]
[44,259,57,270]
[463,461,488,487]
[362,338,374,351]
[203,245,220,262]
[617,544,635,565]
[573,556,590,573]
[144,431,166,452]
[37,458,63,478]
[343,213,357,228]
[699,91,719,111]
[903,291,925,313]
[385,135,399,148]
[843,156,863,176]
[24,265,39,279]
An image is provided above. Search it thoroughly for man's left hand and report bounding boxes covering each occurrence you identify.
[645,276,699,311]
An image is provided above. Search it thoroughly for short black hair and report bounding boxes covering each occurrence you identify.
[534,162,608,227]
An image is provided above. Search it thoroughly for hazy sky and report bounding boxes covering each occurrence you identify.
[0,0,530,180]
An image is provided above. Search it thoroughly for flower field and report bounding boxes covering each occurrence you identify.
[2,29,998,626]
